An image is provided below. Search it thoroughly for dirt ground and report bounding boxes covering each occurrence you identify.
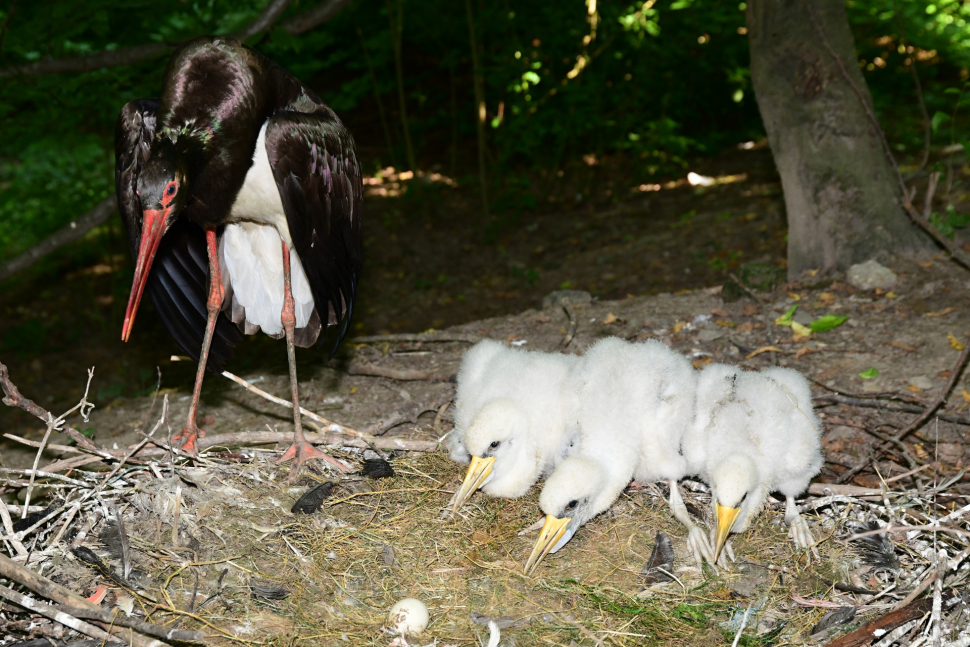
[1,248,970,645]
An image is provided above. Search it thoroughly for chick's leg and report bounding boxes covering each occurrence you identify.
[668,480,714,566]
[785,495,816,554]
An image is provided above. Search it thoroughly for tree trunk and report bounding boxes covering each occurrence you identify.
[746,0,931,277]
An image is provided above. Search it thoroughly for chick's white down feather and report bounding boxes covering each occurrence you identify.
[684,364,823,534]
[539,338,697,549]
[449,340,581,499]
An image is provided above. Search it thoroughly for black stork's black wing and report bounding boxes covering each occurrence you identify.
[265,110,364,359]
[115,99,242,373]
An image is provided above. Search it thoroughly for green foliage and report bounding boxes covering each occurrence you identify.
[930,204,970,237]
[809,314,849,332]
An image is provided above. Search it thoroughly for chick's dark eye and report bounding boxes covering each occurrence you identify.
[166,184,176,196]
[739,493,747,504]
[565,500,578,511]
[489,441,500,449]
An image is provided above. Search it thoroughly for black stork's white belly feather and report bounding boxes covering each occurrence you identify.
[221,121,316,339]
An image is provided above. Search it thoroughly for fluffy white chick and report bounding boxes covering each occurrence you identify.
[447,340,581,515]
[682,364,822,564]
[525,337,700,574]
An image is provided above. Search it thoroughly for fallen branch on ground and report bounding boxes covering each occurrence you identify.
[171,356,371,439]
[824,597,932,647]
[359,395,452,436]
[0,553,164,647]
[349,332,481,344]
[813,394,970,426]
[347,361,452,382]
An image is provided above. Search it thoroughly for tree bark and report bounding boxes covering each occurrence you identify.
[746,0,931,277]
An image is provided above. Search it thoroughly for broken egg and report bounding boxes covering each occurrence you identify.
[387,597,429,635]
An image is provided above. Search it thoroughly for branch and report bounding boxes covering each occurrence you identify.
[824,598,933,647]
[0,43,172,78]
[0,196,115,281]
[0,0,350,79]
[280,0,354,35]
[234,0,294,41]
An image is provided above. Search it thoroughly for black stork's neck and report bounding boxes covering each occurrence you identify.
[151,36,309,228]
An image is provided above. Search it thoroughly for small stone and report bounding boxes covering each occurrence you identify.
[697,329,725,342]
[847,260,897,291]
[908,376,934,390]
[542,289,592,309]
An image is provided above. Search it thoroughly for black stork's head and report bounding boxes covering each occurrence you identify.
[122,139,189,342]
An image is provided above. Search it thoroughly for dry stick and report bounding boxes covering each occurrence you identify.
[924,171,941,221]
[813,395,970,427]
[838,339,970,484]
[23,368,95,517]
[0,362,109,456]
[825,598,933,647]
[558,298,578,351]
[804,0,970,271]
[0,496,27,557]
[57,604,204,644]
[4,433,83,455]
[729,272,778,366]
[0,553,165,647]
[0,584,118,644]
[349,332,481,344]
[931,549,944,646]
[347,361,449,382]
[128,430,438,457]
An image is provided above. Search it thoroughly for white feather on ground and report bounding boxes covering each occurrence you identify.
[448,339,581,499]
[533,337,698,559]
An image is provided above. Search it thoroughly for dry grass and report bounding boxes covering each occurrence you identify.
[10,448,954,647]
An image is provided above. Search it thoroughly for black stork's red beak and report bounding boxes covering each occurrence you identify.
[122,206,171,341]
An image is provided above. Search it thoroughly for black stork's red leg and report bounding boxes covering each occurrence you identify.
[172,227,225,455]
[276,239,351,480]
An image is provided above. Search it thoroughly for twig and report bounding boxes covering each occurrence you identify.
[804,0,970,271]
[813,394,970,426]
[188,360,371,439]
[558,298,578,351]
[895,566,938,610]
[349,332,481,344]
[0,584,118,644]
[58,604,204,643]
[924,171,940,221]
[729,272,777,365]
[893,338,970,442]
[233,0,292,40]
[347,361,450,382]
[0,496,27,557]
[825,598,933,647]
[0,362,107,455]
[0,552,164,647]
[731,600,755,647]
[433,402,450,435]
[847,524,970,540]
[931,549,944,646]
[359,395,451,436]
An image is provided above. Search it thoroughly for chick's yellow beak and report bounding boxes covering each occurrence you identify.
[524,514,571,575]
[451,455,495,514]
[713,502,741,563]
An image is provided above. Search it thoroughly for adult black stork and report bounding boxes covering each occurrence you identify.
[116,36,363,479]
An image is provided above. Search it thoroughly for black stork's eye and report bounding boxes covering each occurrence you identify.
[565,499,578,511]
[489,440,500,449]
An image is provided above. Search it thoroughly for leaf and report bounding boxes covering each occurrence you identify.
[948,333,966,351]
[925,307,956,317]
[793,347,814,360]
[692,356,713,369]
[961,388,970,403]
[672,322,686,333]
[858,368,879,379]
[714,319,736,328]
[931,110,950,133]
[775,305,798,326]
[891,341,916,352]
[810,314,848,332]
[603,312,617,324]
[745,345,783,359]
[791,321,812,336]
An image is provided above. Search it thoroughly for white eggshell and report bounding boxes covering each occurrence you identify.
[387,597,429,635]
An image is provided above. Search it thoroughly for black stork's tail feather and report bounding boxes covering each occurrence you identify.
[146,219,242,373]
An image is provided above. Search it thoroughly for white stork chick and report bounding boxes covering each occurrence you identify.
[525,337,702,574]
[447,340,581,515]
[681,364,823,564]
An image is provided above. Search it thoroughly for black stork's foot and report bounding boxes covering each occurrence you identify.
[277,439,350,482]
[173,424,205,455]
